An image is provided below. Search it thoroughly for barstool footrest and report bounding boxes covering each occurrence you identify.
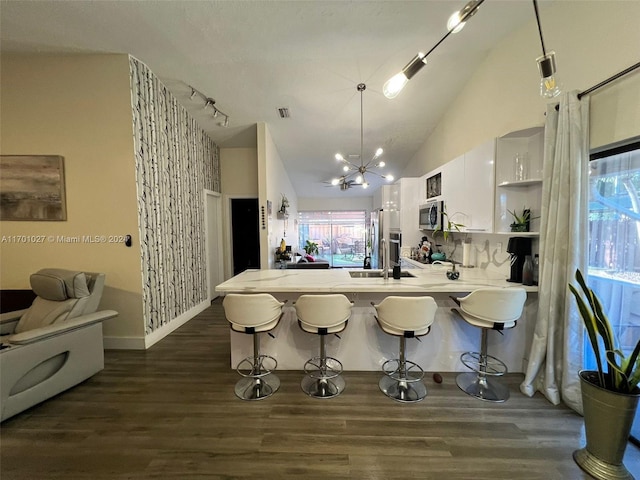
[303,356,343,380]
[460,351,508,377]
[236,354,278,379]
[381,358,425,383]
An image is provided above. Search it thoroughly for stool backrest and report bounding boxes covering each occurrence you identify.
[374,296,437,331]
[222,293,284,327]
[295,294,352,328]
[459,287,527,323]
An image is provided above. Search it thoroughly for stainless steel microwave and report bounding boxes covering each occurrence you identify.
[419,200,444,230]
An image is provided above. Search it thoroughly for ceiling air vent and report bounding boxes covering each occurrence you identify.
[277,107,290,119]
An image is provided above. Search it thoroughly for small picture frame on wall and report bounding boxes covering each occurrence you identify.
[0,155,67,221]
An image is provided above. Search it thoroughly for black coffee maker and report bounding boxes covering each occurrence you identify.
[507,237,532,283]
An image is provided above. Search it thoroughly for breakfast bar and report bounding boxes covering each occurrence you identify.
[215,266,538,372]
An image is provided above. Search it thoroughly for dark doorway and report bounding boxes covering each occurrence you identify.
[231,198,261,275]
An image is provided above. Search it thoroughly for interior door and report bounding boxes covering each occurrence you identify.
[231,198,260,275]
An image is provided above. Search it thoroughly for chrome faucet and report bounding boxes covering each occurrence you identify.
[381,238,389,280]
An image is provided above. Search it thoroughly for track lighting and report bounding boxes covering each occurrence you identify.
[188,85,231,126]
[383,0,485,99]
[533,0,561,98]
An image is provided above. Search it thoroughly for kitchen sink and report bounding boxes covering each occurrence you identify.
[349,270,416,278]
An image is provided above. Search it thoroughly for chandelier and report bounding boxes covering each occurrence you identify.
[331,83,393,189]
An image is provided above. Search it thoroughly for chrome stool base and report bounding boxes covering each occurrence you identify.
[379,376,427,403]
[380,358,427,403]
[301,375,345,398]
[302,355,345,399]
[456,372,509,402]
[234,373,280,401]
[235,353,279,401]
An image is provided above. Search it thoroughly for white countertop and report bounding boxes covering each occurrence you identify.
[215,265,537,294]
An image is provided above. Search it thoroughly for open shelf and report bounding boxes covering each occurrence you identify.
[495,231,540,236]
[498,178,543,187]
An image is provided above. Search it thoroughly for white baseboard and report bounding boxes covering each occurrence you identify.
[103,299,211,350]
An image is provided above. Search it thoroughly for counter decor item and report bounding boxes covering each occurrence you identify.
[508,207,538,232]
[569,269,640,480]
[433,207,464,280]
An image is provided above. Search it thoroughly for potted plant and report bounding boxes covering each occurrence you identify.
[433,207,464,280]
[569,268,640,479]
[508,207,538,232]
[303,240,319,256]
[278,194,290,216]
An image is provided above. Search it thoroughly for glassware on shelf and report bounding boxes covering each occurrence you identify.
[513,153,529,182]
[522,255,534,286]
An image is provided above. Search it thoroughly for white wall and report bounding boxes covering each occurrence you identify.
[257,122,298,269]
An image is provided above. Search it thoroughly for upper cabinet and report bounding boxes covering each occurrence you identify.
[379,183,401,230]
[441,139,495,233]
[396,177,421,245]
[494,127,544,234]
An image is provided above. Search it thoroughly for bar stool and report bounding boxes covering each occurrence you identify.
[295,294,353,398]
[451,287,527,402]
[222,293,285,401]
[373,296,438,403]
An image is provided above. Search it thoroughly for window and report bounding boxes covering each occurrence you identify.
[586,141,640,439]
[298,211,367,268]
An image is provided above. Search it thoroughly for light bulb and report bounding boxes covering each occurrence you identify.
[374,148,383,158]
[447,11,465,33]
[447,1,480,33]
[383,53,427,99]
[331,178,340,186]
[362,182,369,189]
[537,52,561,98]
[386,174,394,182]
[383,72,409,99]
[378,161,386,168]
[335,153,344,162]
[343,165,349,172]
[355,175,363,184]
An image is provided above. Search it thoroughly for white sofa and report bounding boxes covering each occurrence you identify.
[0,269,118,421]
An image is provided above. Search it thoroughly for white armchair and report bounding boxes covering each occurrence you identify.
[0,268,118,421]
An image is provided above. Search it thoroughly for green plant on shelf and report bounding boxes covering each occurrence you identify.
[508,207,539,232]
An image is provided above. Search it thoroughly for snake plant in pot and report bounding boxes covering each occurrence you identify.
[569,268,640,480]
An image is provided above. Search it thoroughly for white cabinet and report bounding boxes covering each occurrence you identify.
[494,127,544,234]
[462,138,495,232]
[439,140,495,233]
[440,154,466,227]
[380,183,400,231]
[396,177,421,247]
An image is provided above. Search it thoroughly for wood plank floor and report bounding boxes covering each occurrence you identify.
[2,298,639,479]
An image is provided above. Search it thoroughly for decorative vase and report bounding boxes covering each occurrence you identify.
[573,370,640,480]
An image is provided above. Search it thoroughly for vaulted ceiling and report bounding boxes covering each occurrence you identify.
[0,0,547,197]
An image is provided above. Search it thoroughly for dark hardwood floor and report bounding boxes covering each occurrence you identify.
[1,298,639,479]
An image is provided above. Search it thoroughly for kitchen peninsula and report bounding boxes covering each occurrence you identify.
[215,266,537,372]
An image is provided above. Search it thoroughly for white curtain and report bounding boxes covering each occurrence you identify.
[520,91,590,413]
